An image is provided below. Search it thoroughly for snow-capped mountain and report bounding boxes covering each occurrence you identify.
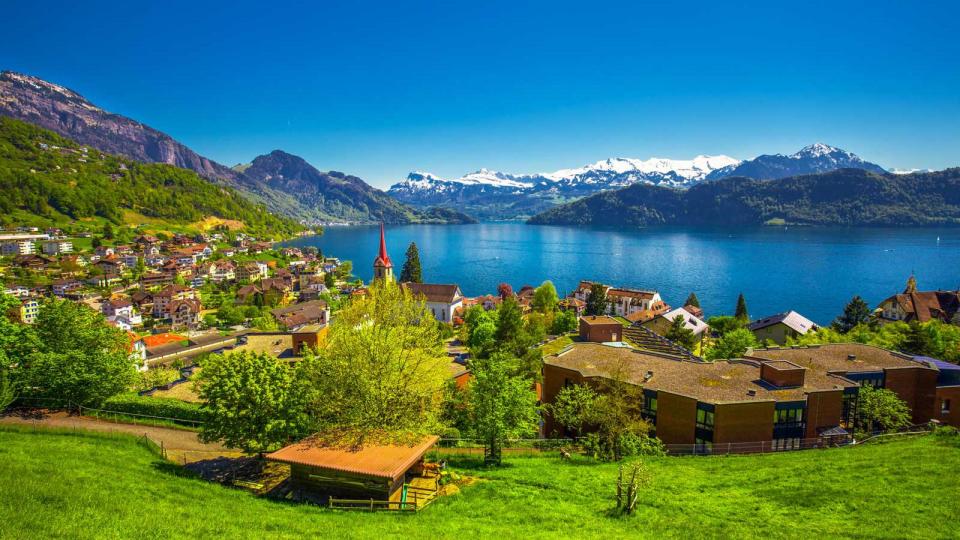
[705,143,886,181]
[387,144,888,220]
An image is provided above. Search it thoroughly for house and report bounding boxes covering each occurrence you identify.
[4,284,30,298]
[265,435,440,504]
[12,254,52,270]
[1,240,36,256]
[128,332,148,372]
[102,298,143,327]
[236,284,263,304]
[94,246,115,258]
[236,261,269,281]
[271,300,330,330]
[19,297,39,324]
[51,278,83,297]
[201,260,236,283]
[747,311,818,344]
[95,257,125,275]
[571,281,669,319]
[166,299,201,329]
[644,307,710,342]
[542,342,950,452]
[876,277,960,325]
[152,284,199,318]
[41,240,73,255]
[558,297,585,317]
[88,274,122,288]
[402,283,464,324]
[579,315,624,343]
[140,272,173,289]
[131,291,155,313]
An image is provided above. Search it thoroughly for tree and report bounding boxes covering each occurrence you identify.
[684,292,701,309]
[297,280,449,437]
[334,260,353,281]
[616,461,651,515]
[833,295,872,333]
[705,328,758,361]
[324,271,336,289]
[197,351,305,453]
[531,281,559,313]
[495,297,524,345]
[856,385,911,434]
[18,298,135,406]
[399,242,423,283]
[0,369,16,411]
[550,309,578,335]
[734,293,749,323]
[467,354,540,465]
[585,282,609,316]
[665,315,696,350]
[549,370,663,461]
[497,283,514,300]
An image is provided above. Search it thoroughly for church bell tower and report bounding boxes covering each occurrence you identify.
[372,222,394,282]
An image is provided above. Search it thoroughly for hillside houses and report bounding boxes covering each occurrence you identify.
[571,280,670,321]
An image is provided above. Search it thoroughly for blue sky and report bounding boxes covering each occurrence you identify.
[3,0,958,188]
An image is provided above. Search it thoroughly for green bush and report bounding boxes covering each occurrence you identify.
[132,368,181,392]
[101,393,208,424]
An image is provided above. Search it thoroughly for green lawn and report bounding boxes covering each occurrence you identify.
[1,425,958,539]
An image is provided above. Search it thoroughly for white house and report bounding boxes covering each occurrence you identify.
[1,240,36,256]
[402,283,464,324]
[42,240,73,255]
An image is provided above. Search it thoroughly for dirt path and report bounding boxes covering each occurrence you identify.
[0,410,242,463]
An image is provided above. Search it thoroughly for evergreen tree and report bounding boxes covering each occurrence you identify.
[399,242,423,283]
[585,283,609,316]
[734,293,749,323]
[665,315,696,350]
[832,295,872,333]
[684,292,700,309]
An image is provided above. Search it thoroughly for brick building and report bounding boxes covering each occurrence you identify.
[579,316,623,343]
[542,342,951,453]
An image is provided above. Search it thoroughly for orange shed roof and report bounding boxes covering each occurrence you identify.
[141,333,188,348]
[266,435,439,481]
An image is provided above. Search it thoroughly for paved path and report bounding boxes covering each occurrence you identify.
[0,410,241,463]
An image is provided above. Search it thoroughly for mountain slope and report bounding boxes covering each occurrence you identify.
[0,117,302,238]
[238,150,476,224]
[706,143,886,181]
[528,168,960,227]
[0,71,468,225]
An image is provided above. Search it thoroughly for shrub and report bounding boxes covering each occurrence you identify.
[101,393,208,424]
[132,368,181,393]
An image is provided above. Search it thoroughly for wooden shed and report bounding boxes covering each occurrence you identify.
[266,435,440,505]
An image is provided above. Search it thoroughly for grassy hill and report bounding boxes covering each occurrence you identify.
[0,117,303,239]
[1,425,958,539]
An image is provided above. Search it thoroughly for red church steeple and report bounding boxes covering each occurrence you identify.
[372,222,394,281]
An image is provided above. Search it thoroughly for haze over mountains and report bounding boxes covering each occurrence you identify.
[0,71,471,225]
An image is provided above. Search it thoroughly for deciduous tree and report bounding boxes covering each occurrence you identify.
[705,328,758,361]
[532,280,559,313]
[856,384,911,434]
[467,354,540,465]
[197,351,305,453]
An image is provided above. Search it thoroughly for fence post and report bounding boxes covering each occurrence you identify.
[369,498,374,512]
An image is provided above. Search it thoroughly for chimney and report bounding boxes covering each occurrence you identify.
[847,354,857,361]
[643,370,654,382]
[747,389,757,397]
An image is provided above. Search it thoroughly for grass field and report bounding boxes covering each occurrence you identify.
[1,425,958,539]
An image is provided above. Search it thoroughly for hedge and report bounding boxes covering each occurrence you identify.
[100,393,209,424]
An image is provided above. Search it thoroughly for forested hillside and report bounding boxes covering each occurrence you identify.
[0,117,302,239]
[528,168,960,227]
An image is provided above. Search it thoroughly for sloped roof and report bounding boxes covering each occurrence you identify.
[403,282,463,304]
[266,435,439,481]
[659,307,709,335]
[748,311,817,335]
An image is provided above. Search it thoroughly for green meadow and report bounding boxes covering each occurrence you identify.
[1,425,958,539]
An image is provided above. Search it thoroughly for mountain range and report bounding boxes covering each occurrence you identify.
[0,71,473,225]
[528,168,960,227]
[388,144,888,220]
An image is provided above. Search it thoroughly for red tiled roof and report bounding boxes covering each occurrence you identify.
[141,333,187,347]
[373,222,393,268]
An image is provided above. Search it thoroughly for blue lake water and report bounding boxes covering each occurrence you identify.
[283,223,960,325]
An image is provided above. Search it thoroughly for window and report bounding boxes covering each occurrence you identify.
[772,437,801,451]
[774,407,803,425]
[943,399,952,415]
[696,408,714,429]
[842,390,859,428]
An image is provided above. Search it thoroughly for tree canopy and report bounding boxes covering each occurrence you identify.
[734,293,749,323]
[833,295,871,333]
[585,283,608,316]
[466,354,541,465]
[399,242,423,283]
[531,281,559,313]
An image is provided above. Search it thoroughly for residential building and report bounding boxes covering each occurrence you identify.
[167,299,201,329]
[747,311,818,344]
[271,300,330,330]
[644,307,710,342]
[51,278,83,297]
[876,277,960,325]
[571,280,669,319]
[402,283,464,324]
[153,284,199,319]
[579,315,624,343]
[4,284,30,298]
[237,261,269,281]
[19,297,39,324]
[41,240,73,255]
[1,240,36,256]
[102,298,143,327]
[542,342,951,452]
[140,272,173,289]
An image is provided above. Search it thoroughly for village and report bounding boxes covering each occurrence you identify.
[1,222,959,514]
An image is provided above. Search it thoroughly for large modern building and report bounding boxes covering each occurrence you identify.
[543,342,952,453]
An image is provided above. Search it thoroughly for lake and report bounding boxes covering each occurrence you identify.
[282,223,960,325]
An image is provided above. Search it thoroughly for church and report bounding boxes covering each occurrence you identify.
[372,224,463,324]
